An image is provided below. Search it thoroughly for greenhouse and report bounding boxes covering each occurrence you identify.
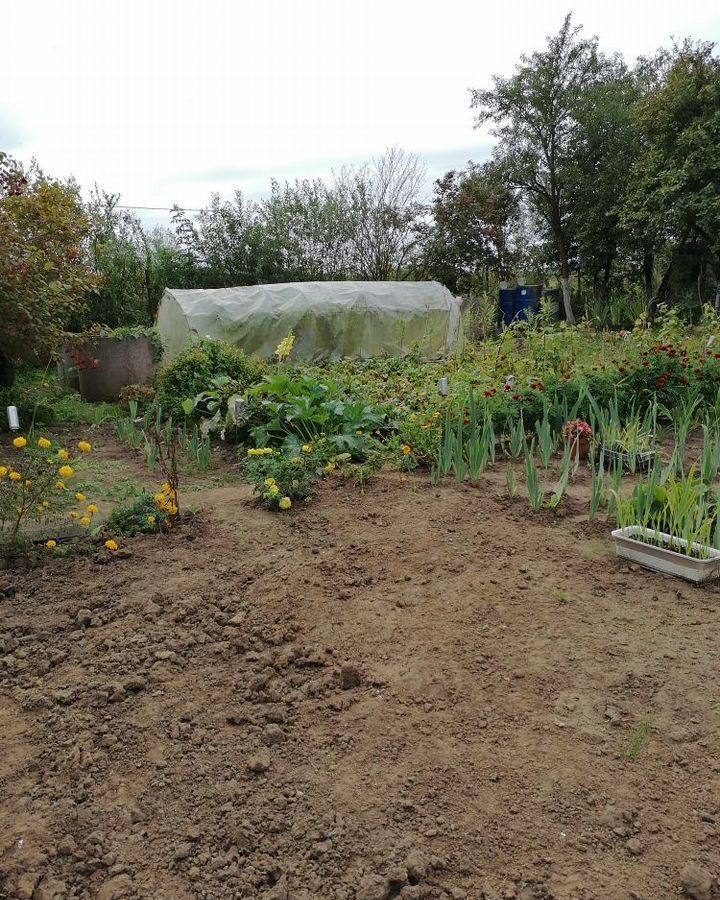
[155,280,463,362]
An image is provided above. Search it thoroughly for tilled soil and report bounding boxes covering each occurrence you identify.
[1,448,720,900]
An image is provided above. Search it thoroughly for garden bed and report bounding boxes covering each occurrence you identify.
[1,431,719,899]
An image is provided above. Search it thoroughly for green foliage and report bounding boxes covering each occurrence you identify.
[623,41,720,312]
[471,14,603,321]
[155,340,267,419]
[422,160,520,292]
[0,154,99,363]
[0,369,122,431]
[248,373,389,459]
[242,442,340,509]
[107,491,170,537]
[626,719,652,761]
[614,465,717,555]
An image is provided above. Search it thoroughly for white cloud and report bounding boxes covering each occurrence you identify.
[2,0,718,225]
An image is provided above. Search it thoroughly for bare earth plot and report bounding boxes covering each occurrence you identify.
[1,435,719,900]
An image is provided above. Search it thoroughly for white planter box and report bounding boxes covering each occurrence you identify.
[611,526,720,584]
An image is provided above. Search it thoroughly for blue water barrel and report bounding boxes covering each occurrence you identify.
[499,288,516,326]
[516,285,542,321]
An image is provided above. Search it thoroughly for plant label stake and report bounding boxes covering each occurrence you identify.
[437,377,449,397]
[6,405,19,431]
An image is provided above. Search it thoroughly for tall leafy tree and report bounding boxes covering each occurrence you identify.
[0,153,98,364]
[422,160,520,293]
[470,14,603,322]
[622,40,720,312]
[568,63,641,309]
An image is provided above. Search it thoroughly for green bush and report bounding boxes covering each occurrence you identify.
[155,340,267,418]
[107,492,170,537]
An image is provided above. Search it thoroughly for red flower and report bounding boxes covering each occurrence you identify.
[504,384,511,392]
[483,390,492,398]
[680,376,689,385]
[642,361,649,368]
[619,366,627,374]
[512,394,520,401]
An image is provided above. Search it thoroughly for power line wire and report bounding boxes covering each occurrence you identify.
[117,204,202,212]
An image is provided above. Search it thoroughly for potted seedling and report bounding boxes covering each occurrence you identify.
[611,469,720,583]
[562,418,592,461]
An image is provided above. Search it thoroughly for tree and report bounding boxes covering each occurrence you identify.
[171,192,269,287]
[622,41,720,313]
[335,146,426,280]
[81,188,154,328]
[568,63,641,310]
[257,178,355,281]
[0,153,98,364]
[471,14,603,322]
[422,160,520,294]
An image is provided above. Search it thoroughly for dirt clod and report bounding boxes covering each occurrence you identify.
[340,663,362,689]
[679,862,713,899]
[247,750,271,773]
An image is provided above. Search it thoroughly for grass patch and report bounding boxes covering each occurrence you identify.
[625,719,652,760]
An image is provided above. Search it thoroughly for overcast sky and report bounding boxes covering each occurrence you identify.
[2,0,718,228]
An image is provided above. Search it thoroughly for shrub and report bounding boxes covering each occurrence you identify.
[242,441,343,509]
[155,340,267,418]
[107,491,173,537]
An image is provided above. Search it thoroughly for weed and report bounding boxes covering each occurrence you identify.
[625,719,652,760]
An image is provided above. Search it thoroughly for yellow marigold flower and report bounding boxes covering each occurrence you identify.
[42,500,49,508]
[9,471,22,482]
[37,437,52,450]
[75,492,86,502]
[264,477,276,487]
[301,444,312,453]
[278,496,292,510]
[56,480,66,491]
[87,504,99,515]
[45,540,57,550]
[146,514,156,525]
[268,484,279,496]
[161,482,172,494]
[77,441,92,454]
[154,493,167,508]
[0,466,6,478]
[79,515,91,527]
[401,444,412,455]
[105,539,119,551]
[24,479,32,487]
[304,496,312,504]
[57,449,69,460]
[166,503,178,516]
[70,511,79,519]
[290,456,301,465]
[355,430,363,436]
[12,436,27,449]
[262,447,273,456]
[58,465,74,479]
[324,462,335,473]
